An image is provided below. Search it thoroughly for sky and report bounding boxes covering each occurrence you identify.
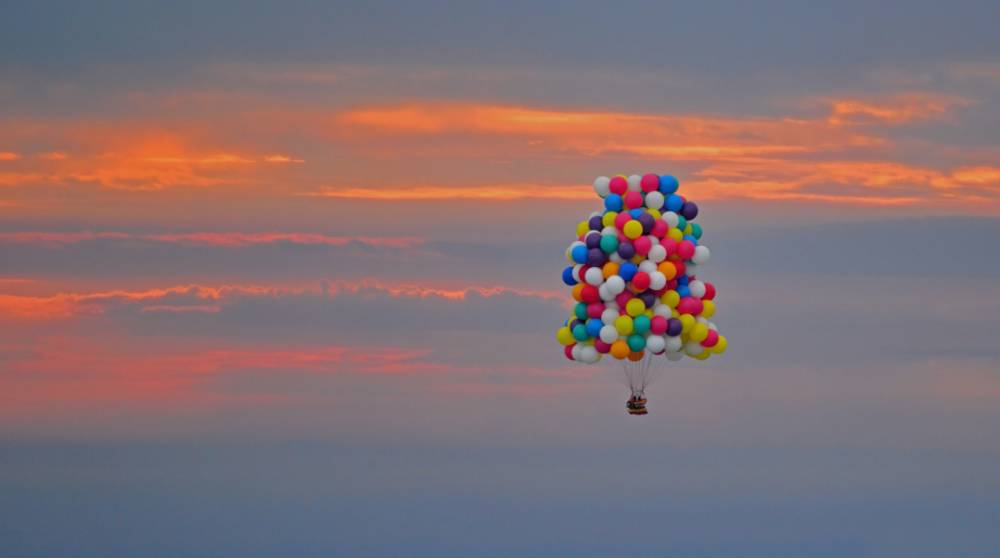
[1,1,1000,556]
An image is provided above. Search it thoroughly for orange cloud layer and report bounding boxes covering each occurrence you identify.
[825,93,970,126]
[0,279,563,321]
[0,231,424,248]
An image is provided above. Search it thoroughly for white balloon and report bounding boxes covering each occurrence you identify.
[666,351,684,361]
[645,335,666,354]
[605,300,620,310]
[666,335,683,352]
[653,303,672,318]
[599,325,619,344]
[689,280,706,299]
[638,260,656,273]
[601,308,619,325]
[580,345,599,363]
[627,174,642,192]
[684,341,705,356]
[598,283,613,301]
[692,245,711,265]
[609,253,623,263]
[601,226,617,236]
[685,262,699,277]
[649,271,666,290]
[647,244,667,263]
[585,267,604,286]
[708,321,718,331]
[663,212,679,228]
[571,264,584,282]
[592,176,611,198]
[644,191,664,210]
[696,316,709,325]
[605,275,625,294]
[571,344,583,361]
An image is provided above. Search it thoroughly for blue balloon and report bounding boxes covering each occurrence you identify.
[683,234,698,245]
[586,318,603,337]
[620,262,638,281]
[628,208,645,219]
[562,266,577,286]
[659,175,679,194]
[676,285,691,298]
[571,245,588,264]
[604,194,623,212]
[676,275,689,286]
[666,194,684,212]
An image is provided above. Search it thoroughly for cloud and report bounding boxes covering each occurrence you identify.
[0,231,424,248]
[0,151,22,161]
[825,93,971,126]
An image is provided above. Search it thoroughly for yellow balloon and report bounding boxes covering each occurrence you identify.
[701,300,716,318]
[694,351,711,360]
[690,323,709,342]
[684,223,693,235]
[556,327,575,346]
[671,308,680,318]
[661,290,680,308]
[631,255,644,264]
[668,228,683,242]
[625,298,645,317]
[644,309,654,319]
[646,208,662,219]
[679,314,695,334]
[576,220,589,238]
[713,335,728,354]
[614,315,634,336]
[623,220,643,240]
[602,211,618,228]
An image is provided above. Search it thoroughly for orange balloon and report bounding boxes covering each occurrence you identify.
[627,350,646,361]
[602,261,620,279]
[571,283,585,302]
[610,341,630,359]
[657,261,677,280]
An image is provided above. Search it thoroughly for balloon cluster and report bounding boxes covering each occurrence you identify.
[556,173,728,364]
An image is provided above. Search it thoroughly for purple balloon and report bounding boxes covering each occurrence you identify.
[637,213,655,234]
[638,291,657,308]
[666,318,683,336]
[588,215,604,231]
[680,201,699,220]
[585,233,601,249]
[586,248,606,266]
[570,318,583,330]
[617,241,635,259]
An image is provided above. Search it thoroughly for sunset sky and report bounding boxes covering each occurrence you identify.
[2,2,1000,556]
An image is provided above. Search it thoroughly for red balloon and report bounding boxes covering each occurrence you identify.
[677,240,695,260]
[632,271,651,291]
[594,339,612,353]
[624,191,644,209]
[564,345,576,360]
[677,296,703,315]
[674,261,686,277]
[703,282,716,300]
[581,285,601,303]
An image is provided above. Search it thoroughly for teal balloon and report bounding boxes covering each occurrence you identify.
[633,315,651,335]
[599,234,619,254]
[690,222,702,239]
[573,323,590,342]
[676,215,687,231]
[574,302,588,321]
[627,334,646,352]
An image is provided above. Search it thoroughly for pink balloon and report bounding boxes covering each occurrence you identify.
[676,297,703,316]
[633,236,652,256]
[609,176,628,195]
[650,315,668,334]
[587,303,604,319]
[651,219,668,238]
[564,345,575,360]
[701,329,719,347]
[614,291,633,308]
[640,173,660,193]
[660,237,677,255]
[614,212,631,230]
[595,339,612,353]
[624,191,644,209]
[677,240,695,260]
